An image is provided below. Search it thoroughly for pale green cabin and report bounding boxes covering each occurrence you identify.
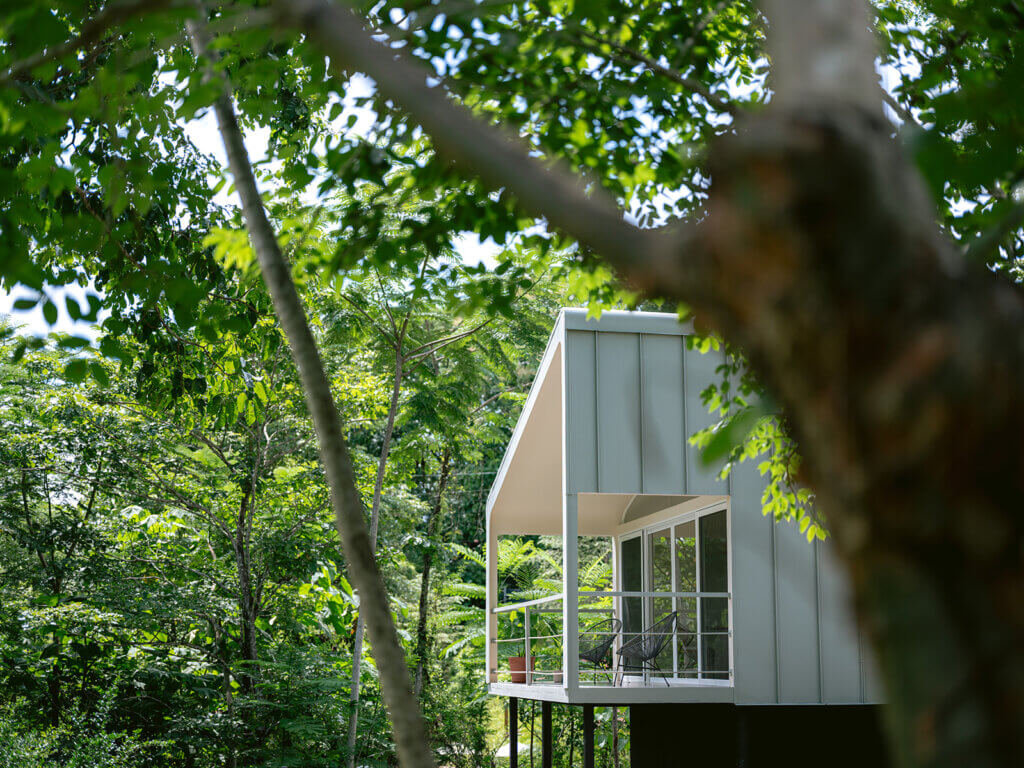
[485,309,884,708]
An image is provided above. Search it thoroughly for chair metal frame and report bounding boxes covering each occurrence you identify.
[578,617,622,684]
[614,611,678,687]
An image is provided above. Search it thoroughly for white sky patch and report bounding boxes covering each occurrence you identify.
[0,281,107,339]
[454,233,501,269]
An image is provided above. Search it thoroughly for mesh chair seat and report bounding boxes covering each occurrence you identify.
[578,618,622,668]
[616,611,678,686]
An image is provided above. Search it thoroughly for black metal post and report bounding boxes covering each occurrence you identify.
[541,701,552,768]
[583,704,595,768]
[510,697,519,768]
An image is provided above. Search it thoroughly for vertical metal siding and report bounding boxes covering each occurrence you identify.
[730,459,780,704]
[565,331,597,494]
[682,343,729,495]
[774,518,822,702]
[817,540,864,702]
[639,333,686,494]
[596,333,643,493]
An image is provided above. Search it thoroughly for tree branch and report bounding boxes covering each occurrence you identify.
[568,29,738,117]
[339,292,398,348]
[405,317,492,362]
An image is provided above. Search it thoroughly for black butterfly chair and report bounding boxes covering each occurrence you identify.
[578,617,622,684]
[615,611,678,687]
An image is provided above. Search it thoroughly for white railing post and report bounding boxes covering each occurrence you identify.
[563,493,579,692]
[486,523,498,684]
[524,606,532,685]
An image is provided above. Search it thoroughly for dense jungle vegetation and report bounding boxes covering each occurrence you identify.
[0,260,644,766]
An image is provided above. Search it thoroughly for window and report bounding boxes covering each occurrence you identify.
[617,505,730,682]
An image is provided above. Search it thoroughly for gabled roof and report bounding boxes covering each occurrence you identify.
[486,309,694,536]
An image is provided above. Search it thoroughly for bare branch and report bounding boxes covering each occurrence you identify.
[880,87,921,130]
[569,29,738,117]
[339,291,398,348]
[405,317,493,362]
[189,429,236,470]
[373,266,400,338]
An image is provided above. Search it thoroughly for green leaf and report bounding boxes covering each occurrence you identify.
[64,358,88,383]
[57,336,90,349]
[89,361,110,387]
[42,299,58,325]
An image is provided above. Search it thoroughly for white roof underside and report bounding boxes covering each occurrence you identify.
[487,320,564,536]
[487,309,703,537]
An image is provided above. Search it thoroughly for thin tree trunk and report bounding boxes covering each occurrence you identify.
[186,15,434,768]
[233,487,259,696]
[414,449,452,697]
[611,707,618,768]
[346,350,404,766]
[530,701,535,768]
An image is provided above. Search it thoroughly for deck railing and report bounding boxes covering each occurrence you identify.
[491,590,732,687]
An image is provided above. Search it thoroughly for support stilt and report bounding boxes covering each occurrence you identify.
[541,702,552,768]
[583,704,595,768]
[510,698,519,768]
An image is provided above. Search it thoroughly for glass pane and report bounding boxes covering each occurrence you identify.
[620,536,642,671]
[699,510,729,679]
[674,521,697,675]
[648,529,673,677]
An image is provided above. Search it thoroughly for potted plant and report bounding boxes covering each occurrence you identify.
[508,653,535,683]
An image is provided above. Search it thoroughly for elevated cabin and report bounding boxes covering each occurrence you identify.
[485,309,887,766]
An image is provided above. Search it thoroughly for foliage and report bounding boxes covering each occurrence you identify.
[0,262,589,766]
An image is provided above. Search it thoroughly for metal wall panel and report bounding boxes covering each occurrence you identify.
[557,316,880,705]
[818,540,864,703]
[565,331,597,493]
[775,519,822,703]
[682,343,729,495]
[595,333,643,493]
[730,460,779,704]
[639,333,686,494]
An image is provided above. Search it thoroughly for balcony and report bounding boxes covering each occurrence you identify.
[489,589,733,704]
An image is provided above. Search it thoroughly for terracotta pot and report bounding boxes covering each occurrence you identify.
[508,655,535,683]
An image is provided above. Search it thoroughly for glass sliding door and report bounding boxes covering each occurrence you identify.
[615,504,730,684]
[698,509,729,679]
[619,535,643,672]
[674,520,698,677]
[647,528,673,679]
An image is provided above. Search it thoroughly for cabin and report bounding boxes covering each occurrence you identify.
[485,309,889,767]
